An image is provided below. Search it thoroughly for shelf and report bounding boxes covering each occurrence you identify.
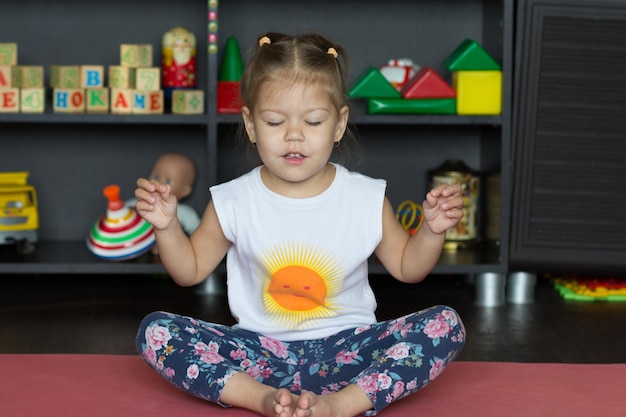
[0,112,208,125]
[0,241,502,275]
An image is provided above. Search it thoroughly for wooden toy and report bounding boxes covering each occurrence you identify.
[217,36,243,113]
[161,27,197,99]
[0,43,17,66]
[348,67,401,99]
[85,88,109,113]
[110,88,133,114]
[53,88,85,113]
[442,39,501,71]
[50,66,80,88]
[135,67,160,91]
[120,44,152,68]
[108,66,136,89]
[0,88,19,113]
[80,65,105,89]
[368,97,456,115]
[12,66,45,88]
[20,88,45,113]
[86,184,155,261]
[453,70,502,115]
[0,65,13,87]
[379,58,420,90]
[132,90,163,114]
[401,67,456,99]
[172,89,204,114]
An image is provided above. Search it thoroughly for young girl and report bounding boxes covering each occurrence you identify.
[135,32,465,417]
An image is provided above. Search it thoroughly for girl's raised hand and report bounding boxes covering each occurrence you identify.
[134,177,179,230]
[422,183,464,235]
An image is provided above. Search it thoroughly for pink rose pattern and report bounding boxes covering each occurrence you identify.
[138,305,465,415]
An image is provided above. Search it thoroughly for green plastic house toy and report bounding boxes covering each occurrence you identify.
[442,39,502,115]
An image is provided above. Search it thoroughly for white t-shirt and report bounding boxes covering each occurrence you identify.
[210,164,386,341]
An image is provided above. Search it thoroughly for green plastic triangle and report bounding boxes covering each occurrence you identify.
[348,67,401,98]
[442,39,501,71]
[219,37,244,81]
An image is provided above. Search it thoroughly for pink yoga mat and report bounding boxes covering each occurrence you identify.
[1,354,624,416]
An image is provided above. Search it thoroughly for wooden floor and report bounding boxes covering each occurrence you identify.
[1,272,625,363]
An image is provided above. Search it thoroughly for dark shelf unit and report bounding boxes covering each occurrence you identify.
[0,0,512,276]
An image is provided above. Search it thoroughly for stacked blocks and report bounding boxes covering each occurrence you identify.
[348,39,501,115]
[112,44,163,114]
[50,43,164,114]
[442,39,502,115]
[217,36,244,114]
[0,43,45,113]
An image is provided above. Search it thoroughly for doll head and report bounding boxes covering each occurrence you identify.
[150,153,196,201]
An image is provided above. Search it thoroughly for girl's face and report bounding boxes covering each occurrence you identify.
[242,79,349,198]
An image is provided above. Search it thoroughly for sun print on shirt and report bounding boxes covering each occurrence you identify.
[259,241,343,330]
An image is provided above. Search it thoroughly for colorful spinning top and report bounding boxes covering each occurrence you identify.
[87,185,155,260]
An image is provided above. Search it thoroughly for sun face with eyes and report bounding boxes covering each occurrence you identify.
[260,241,343,329]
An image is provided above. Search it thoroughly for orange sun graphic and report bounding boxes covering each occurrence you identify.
[260,242,343,329]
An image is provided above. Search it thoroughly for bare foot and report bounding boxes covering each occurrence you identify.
[293,390,350,417]
[262,388,298,417]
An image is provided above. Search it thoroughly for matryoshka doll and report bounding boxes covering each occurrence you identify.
[161,26,197,99]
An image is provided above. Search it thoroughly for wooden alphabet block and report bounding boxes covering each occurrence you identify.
[0,43,17,66]
[108,66,136,89]
[12,66,45,88]
[86,88,109,113]
[110,88,133,114]
[120,44,152,67]
[20,88,45,113]
[81,65,105,88]
[172,89,204,114]
[0,87,20,113]
[50,66,80,88]
[53,88,85,113]
[132,90,164,114]
[135,67,160,91]
[0,65,12,87]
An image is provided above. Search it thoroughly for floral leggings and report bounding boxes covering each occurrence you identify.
[136,305,465,416]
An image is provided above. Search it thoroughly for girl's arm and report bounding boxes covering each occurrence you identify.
[374,184,463,283]
[135,178,230,287]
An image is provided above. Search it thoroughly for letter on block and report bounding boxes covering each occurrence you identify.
[0,43,17,66]
[0,88,19,113]
[109,66,136,89]
[20,88,45,113]
[86,88,109,113]
[172,89,204,115]
[0,65,12,87]
[13,66,45,88]
[135,68,160,91]
[50,66,80,88]
[133,90,163,114]
[53,88,85,113]
[111,88,133,114]
[81,65,105,89]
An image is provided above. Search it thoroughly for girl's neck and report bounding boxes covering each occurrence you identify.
[260,163,336,199]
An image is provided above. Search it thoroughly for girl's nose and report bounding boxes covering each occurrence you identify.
[285,124,304,142]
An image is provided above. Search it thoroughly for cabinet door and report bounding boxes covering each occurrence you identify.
[510,0,626,274]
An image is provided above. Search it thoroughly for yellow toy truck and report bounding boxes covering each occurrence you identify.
[0,172,39,254]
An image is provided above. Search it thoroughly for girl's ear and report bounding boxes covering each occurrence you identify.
[334,105,349,141]
[242,106,256,143]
